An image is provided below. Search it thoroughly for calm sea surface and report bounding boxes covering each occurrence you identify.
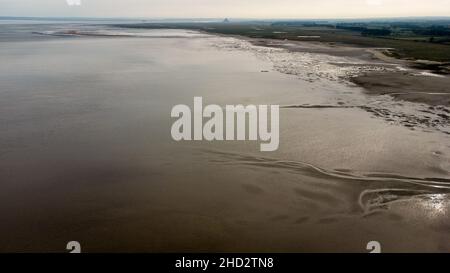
[1,22,449,252]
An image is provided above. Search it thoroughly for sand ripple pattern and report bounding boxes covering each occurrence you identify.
[206,150,450,215]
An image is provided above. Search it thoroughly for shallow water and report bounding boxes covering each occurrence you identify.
[0,24,450,252]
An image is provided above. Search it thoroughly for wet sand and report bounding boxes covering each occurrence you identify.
[1,24,450,253]
[249,37,450,108]
[351,72,450,107]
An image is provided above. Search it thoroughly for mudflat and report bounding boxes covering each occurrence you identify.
[351,72,450,107]
[1,23,450,253]
[247,37,450,108]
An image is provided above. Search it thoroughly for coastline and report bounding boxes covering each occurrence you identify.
[1,23,450,252]
[241,36,450,108]
[143,23,450,108]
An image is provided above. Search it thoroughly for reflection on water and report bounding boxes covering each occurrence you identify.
[206,149,450,217]
[421,194,448,218]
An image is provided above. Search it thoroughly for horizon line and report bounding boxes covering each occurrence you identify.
[1,15,450,22]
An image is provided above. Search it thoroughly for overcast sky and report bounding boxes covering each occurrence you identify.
[1,0,450,19]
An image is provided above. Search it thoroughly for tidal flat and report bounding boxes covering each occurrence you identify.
[0,23,450,252]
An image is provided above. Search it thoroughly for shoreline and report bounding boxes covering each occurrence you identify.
[209,34,450,134]
[241,36,450,108]
[151,24,450,108]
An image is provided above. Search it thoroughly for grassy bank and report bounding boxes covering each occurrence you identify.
[117,22,450,62]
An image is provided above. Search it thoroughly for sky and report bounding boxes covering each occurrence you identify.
[1,0,450,19]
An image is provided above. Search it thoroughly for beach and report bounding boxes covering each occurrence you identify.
[0,23,450,252]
